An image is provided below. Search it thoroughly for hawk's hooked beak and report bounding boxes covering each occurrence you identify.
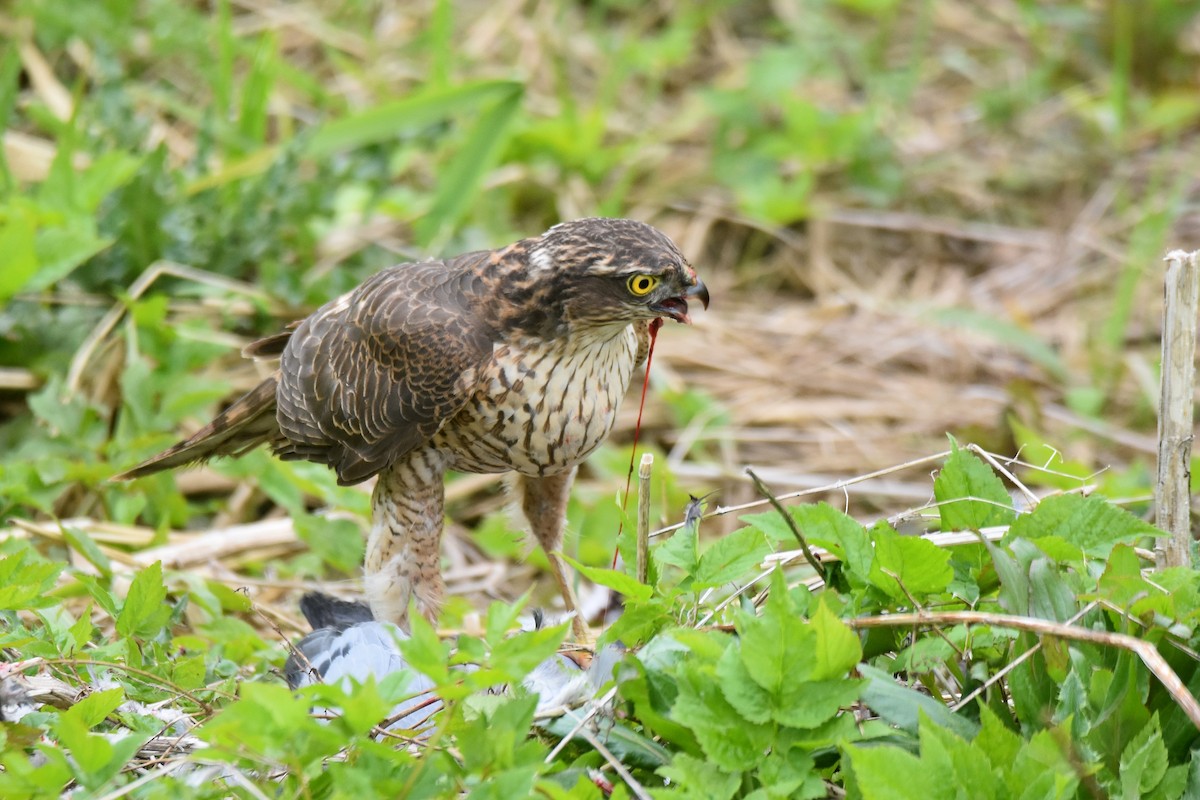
[651,278,710,325]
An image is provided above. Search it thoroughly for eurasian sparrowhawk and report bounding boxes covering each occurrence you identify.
[116,218,709,639]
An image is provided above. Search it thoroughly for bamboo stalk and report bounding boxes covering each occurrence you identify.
[636,453,653,584]
[1155,250,1199,568]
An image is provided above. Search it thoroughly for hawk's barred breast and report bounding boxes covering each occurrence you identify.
[435,324,641,476]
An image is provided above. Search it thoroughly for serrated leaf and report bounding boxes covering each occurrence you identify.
[1120,713,1168,797]
[562,555,651,602]
[789,502,873,578]
[491,622,569,681]
[738,570,815,690]
[774,679,863,729]
[672,657,775,771]
[60,687,125,729]
[1028,557,1076,623]
[654,523,698,576]
[918,711,1001,800]
[1005,494,1160,558]
[809,600,862,679]
[845,741,946,800]
[694,527,771,588]
[869,522,953,599]
[933,441,1016,531]
[398,610,450,685]
[0,550,62,611]
[975,704,1022,769]
[715,644,772,723]
[658,753,740,800]
[116,561,171,638]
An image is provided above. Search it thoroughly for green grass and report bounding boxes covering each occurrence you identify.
[6,0,1200,796]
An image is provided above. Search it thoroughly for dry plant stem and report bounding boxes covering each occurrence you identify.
[745,467,827,580]
[576,726,653,800]
[651,451,953,539]
[966,443,1039,508]
[1155,250,1199,568]
[950,601,1098,712]
[636,453,653,584]
[544,685,618,764]
[847,611,1200,731]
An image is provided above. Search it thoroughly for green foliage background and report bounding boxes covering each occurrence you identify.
[4,0,1200,797]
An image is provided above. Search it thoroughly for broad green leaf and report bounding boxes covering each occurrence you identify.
[789,502,873,577]
[858,664,978,740]
[562,555,652,602]
[773,678,863,729]
[985,537,1029,615]
[694,527,771,588]
[0,204,38,300]
[1008,725,1080,798]
[738,570,814,689]
[658,753,740,800]
[715,645,772,723]
[1027,557,1076,623]
[1005,494,1160,558]
[600,597,673,647]
[116,561,171,638]
[1120,714,1168,798]
[0,549,62,611]
[654,523,698,576]
[615,654,698,749]
[59,687,125,729]
[869,522,953,599]
[918,711,1001,800]
[809,599,862,679]
[933,441,1016,531]
[718,631,860,729]
[398,610,451,685]
[30,219,113,291]
[974,704,1022,771]
[54,723,113,777]
[844,741,949,800]
[491,622,569,681]
[672,658,775,772]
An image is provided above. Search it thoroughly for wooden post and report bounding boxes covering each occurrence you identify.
[636,453,653,584]
[1156,250,1199,568]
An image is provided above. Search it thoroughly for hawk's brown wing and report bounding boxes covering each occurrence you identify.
[274,254,496,485]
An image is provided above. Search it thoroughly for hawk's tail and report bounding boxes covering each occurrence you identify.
[113,377,280,481]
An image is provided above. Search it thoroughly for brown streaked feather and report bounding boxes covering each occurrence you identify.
[274,254,499,486]
[242,320,301,360]
[113,378,281,480]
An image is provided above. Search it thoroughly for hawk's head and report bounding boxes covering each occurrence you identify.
[515,218,709,334]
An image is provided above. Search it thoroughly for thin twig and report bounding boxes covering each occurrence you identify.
[577,725,653,800]
[544,686,618,764]
[846,610,1200,730]
[967,443,1039,509]
[745,467,826,581]
[650,452,954,539]
[950,602,1098,712]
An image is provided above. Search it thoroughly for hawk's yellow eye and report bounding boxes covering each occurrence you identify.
[626,274,659,296]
